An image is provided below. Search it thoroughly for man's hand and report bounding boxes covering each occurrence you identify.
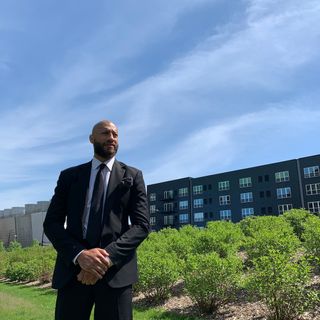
[77,269,99,285]
[77,248,110,279]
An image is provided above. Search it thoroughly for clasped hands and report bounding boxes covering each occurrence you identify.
[77,248,111,285]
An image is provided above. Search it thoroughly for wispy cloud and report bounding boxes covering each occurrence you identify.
[145,105,320,184]
[0,0,319,209]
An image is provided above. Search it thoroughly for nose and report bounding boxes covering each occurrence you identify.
[107,133,117,141]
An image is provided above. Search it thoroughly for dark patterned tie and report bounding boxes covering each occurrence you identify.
[86,163,106,247]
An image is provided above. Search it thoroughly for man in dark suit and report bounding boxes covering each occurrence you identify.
[43,120,150,320]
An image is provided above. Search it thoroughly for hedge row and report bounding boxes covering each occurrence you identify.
[0,240,55,283]
[0,209,319,320]
[136,209,320,319]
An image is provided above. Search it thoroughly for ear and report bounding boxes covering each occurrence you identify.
[89,134,94,144]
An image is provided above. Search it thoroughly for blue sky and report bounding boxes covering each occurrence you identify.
[1,0,320,210]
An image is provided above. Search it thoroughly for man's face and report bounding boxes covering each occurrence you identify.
[90,121,119,160]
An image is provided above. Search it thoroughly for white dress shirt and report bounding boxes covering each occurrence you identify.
[82,156,115,238]
[73,156,115,265]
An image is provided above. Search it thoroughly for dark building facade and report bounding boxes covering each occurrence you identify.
[147,154,320,231]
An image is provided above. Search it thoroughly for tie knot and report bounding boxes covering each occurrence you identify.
[98,163,106,171]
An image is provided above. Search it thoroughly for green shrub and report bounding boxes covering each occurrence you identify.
[282,209,317,240]
[246,250,319,320]
[7,240,22,252]
[2,244,56,282]
[183,252,242,315]
[302,216,320,269]
[194,221,244,258]
[136,247,181,302]
[5,260,41,281]
[169,225,201,261]
[0,251,8,277]
[240,216,301,263]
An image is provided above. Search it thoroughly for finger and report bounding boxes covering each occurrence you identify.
[90,258,109,272]
[90,263,106,276]
[87,268,103,279]
[97,248,109,257]
[96,256,110,269]
[77,271,84,282]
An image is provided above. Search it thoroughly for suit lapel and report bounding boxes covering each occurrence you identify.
[72,161,91,236]
[78,161,92,204]
[103,160,125,218]
[106,160,125,199]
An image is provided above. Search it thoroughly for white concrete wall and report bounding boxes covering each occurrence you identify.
[0,201,51,247]
[16,214,33,247]
[0,216,16,246]
[31,211,50,245]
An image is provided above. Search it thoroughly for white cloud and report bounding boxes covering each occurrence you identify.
[145,105,320,184]
[87,0,320,157]
[1,0,320,209]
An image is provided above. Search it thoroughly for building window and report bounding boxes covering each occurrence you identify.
[218,181,230,191]
[275,171,290,183]
[150,216,156,226]
[179,213,189,224]
[164,190,173,200]
[277,187,291,199]
[239,177,252,188]
[266,190,271,197]
[179,200,188,210]
[193,198,204,208]
[149,193,156,201]
[278,204,293,214]
[164,215,174,225]
[150,205,156,214]
[178,187,188,197]
[241,207,254,218]
[240,192,253,203]
[193,185,203,195]
[308,201,320,213]
[304,166,320,178]
[220,210,231,220]
[194,212,204,222]
[306,183,320,195]
[164,202,174,212]
[219,195,231,205]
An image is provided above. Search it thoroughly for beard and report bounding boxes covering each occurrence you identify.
[93,141,118,159]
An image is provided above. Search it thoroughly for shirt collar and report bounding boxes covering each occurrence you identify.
[92,156,115,172]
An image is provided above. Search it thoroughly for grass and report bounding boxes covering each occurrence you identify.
[0,282,199,320]
[0,282,55,320]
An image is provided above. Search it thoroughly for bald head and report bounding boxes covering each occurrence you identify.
[91,120,117,135]
[89,120,119,161]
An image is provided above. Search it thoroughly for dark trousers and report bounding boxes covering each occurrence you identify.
[55,278,132,320]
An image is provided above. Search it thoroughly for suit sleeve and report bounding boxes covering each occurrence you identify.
[43,170,85,266]
[104,170,150,266]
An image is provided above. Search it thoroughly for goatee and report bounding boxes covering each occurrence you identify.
[93,141,118,159]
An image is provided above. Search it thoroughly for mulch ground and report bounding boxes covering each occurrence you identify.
[133,276,320,320]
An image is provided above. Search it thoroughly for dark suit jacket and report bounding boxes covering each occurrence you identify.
[43,159,150,289]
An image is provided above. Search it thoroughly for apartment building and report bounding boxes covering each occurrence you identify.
[147,154,320,230]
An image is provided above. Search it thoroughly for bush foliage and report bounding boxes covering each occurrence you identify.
[240,216,301,263]
[0,209,319,318]
[183,252,242,314]
[246,249,319,320]
[2,241,55,282]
